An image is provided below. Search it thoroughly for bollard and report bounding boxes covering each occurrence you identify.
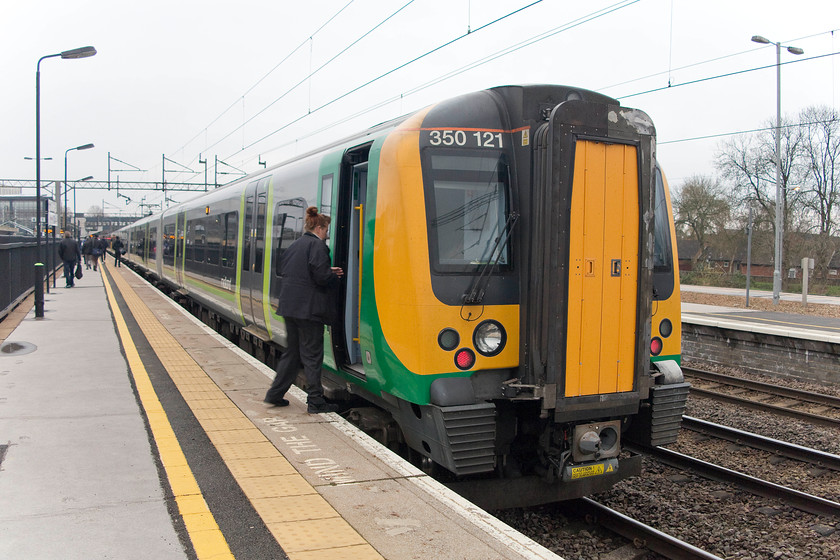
[34,262,45,318]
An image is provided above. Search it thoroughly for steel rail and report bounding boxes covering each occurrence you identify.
[629,444,840,519]
[683,367,840,408]
[688,386,840,429]
[682,416,840,471]
[573,497,724,560]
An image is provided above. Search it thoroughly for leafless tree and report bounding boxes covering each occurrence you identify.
[798,106,840,276]
[672,175,731,264]
[715,116,805,272]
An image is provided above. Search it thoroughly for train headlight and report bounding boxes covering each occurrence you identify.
[473,320,506,357]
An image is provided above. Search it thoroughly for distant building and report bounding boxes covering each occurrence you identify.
[1,189,141,239]
[0,191,56,237]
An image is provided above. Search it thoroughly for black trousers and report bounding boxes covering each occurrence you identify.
[265,317,326,403]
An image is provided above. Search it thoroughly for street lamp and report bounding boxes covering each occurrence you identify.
[751,35,804,305]
[64,143,94,232]
[35,45,96,317]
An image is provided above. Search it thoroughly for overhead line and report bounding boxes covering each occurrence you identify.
[200,0,417,157]
[616,51,840,99]
[170,0,356,158]
[598,28,839,93]
[228,0,641,161]
[659,119,836,145]
[233,0,549,155]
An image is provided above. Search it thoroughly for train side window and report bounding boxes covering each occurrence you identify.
[222,212,237,269]
[242,189,255,272]
[163,224,175,266]
[206,214,222,266]
[193,221,206,263]
[184,220,194,265]
[149,226,157,258]
[254,190,267,273]
[273,198,306,276]
[652,167,675,300]
[653,169,673,273]
[320,174,333,216]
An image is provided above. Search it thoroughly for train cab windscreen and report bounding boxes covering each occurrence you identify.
[652,167,675,300]
[424,152,510,273]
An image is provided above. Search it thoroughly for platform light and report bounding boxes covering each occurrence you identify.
[751,34,804,305]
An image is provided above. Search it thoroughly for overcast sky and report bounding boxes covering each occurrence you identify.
[1,0,838,216]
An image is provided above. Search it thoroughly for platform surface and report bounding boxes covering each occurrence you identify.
[0,262,560,560]
[681,285,840,343]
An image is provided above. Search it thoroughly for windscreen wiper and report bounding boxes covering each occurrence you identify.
[463,211,518,306]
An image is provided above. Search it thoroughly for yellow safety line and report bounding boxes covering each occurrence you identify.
[104,266,384,560]
[101,268,235,560]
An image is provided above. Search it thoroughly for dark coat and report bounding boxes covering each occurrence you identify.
[111,238,124,254]
[58,238,81,263]
[95,238,108,255]
[277,232,339,324]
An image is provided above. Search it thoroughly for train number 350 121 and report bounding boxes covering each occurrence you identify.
[427,129,504,148]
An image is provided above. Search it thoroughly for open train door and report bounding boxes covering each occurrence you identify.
[528,101,656,421]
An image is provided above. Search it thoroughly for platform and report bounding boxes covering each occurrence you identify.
[0,262,560,560]
[682,285,840,344]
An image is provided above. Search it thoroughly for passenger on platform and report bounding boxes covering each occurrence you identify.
[89,233,103,271]
[96,235,109,269]
[58,231,81,288]
[111,236,124,267]
[265,206,344,413]
[82,235,94,269]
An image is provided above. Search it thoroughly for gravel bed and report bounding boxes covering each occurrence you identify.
[498,362,840,559]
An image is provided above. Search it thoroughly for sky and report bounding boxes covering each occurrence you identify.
[1,0,838,218]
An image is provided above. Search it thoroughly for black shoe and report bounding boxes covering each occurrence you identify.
[265,398,289,407]
[307,401,339,414]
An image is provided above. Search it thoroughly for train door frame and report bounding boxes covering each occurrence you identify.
[332,143,371,379]
[239,177,270,329]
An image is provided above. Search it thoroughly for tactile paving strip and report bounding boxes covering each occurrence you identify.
[108,268,383,560]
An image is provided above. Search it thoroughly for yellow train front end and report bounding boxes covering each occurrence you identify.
[352,86,688,507]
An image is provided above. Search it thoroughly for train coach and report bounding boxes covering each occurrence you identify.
[119,84,688,509]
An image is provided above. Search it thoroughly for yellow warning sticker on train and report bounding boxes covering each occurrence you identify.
[570,463,605,479]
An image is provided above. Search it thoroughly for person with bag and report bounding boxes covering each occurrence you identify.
[96,235,109,269]
[58,231,81,288]
[264,207,344,413]
[82,235,94,269]
[89,233,103,271]
[111,236,124,267]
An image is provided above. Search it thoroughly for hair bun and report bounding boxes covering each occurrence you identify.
[306,206,318,218]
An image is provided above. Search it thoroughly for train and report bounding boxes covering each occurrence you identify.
[118,84,688,509]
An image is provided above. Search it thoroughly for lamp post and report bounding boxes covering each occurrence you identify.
[35,45,96,316]
[64,143,94,233]
[751,35,804,305]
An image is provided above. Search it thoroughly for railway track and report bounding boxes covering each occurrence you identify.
[681,415,840,471]
[629,443,840,518]
[683,366,840,428]
[571,498,724,560]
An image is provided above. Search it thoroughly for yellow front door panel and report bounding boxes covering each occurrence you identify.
[565,141,639,397]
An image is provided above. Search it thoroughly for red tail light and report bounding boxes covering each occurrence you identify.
[455,348,475,370]
[650,337,663,356]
